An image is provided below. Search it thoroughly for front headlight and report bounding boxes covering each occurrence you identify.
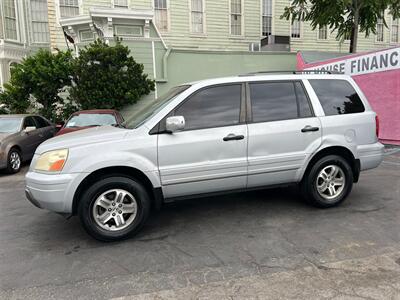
[35,149,69,172]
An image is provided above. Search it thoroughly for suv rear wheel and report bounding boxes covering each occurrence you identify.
[78,176,151,241]
[301,155,353,208]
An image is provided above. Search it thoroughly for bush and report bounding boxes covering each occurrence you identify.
[0,39,155,121]
[69,39,155,110]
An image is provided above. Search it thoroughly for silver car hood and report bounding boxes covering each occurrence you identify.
[35,126,130,154]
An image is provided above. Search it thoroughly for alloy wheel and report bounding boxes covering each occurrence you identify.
[316,165,346,201]
[92,189,138,231]
[9,152,21,171]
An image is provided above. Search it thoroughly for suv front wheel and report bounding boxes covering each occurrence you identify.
[78,176,151,241]
[301,155,353,208]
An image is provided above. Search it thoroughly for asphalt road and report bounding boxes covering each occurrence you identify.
[0,148,399,299]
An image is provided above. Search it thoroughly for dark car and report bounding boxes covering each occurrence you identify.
[56,109,124,136]
[0,114,56,173]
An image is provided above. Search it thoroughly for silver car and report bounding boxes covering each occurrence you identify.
[25,73,384,241]
[0,114,55,173]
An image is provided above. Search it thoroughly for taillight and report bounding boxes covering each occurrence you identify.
[375,115,380,137]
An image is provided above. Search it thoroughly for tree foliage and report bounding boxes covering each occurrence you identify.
[0,49,73,120]
[68,39,155,110]
[282,0,400,53]
[0,39,154,121]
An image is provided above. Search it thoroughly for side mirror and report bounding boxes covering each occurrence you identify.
[165,116,185,133]
[24,126,36,133]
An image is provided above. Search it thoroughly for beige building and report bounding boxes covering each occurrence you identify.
[0,0,50,89]
[47,0,400,53]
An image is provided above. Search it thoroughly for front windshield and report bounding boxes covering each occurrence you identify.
[0,118,22,133]
[66,113,117,128]
[124,85,191,129]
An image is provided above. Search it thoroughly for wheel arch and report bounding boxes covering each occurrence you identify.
[72,166,163,215]
[302,146,360,183]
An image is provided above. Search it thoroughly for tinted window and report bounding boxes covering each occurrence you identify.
[309,79,365,115]
[250,81,312,123]
[174,84,242,130]
[295,82,313,118]
[34,116,49,128]
[23,117,36,129]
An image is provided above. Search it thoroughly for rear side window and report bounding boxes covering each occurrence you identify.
[249,81,313,123]
[174,84,242,130]
[34,116,50,128]
[309,79,365,115]
[23,117,36,129]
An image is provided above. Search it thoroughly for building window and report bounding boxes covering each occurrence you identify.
[114,25,143,36]
[154,0,168,32]
[79,30,94,41]
[230,0,242,35]
[31,0,49,43]
[291,19,301,38]
[113,0,128,8]
[190,0,204,34]
[391,17,399,43]
[318,25,328,40]
[3,0,18,40]
[376,12,384,42]
[60,0,79,18]
[262,0,272,36]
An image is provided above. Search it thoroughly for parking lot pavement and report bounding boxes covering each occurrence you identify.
[0,149,399,300]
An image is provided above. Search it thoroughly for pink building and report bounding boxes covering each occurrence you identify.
[297,48,400,145]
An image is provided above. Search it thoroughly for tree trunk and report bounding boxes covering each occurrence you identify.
[350,2,360,53]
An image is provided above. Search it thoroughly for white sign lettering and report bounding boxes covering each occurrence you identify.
[305,47,400,76]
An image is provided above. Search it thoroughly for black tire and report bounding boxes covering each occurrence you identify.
[78,175,151,242]
[300,155,353,208]
[6,148,22,174]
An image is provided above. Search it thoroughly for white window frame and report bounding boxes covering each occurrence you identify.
[114,24,143,37]
[261,0,273,37]
[153,0,170,33]
[3,0,19,42]
[229,0,244,36]
[30,0,50,44]
[290,18,301,39]
[59,0,81,19]
[112,0,129,9]
[390,16,399,44]
[79,29,94,42]
[189,0,206,35]
[317,25,328,40]
[376,11,385,43]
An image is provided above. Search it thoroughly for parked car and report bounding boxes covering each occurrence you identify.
[56,109,124,136]
[25,72,384,241]
[0,114,55,173]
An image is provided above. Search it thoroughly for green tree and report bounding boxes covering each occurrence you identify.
[282,0,400,53]
[69,39,154,110]
[0,49,73,120]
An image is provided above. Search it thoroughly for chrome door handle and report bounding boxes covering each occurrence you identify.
[223,134,245,141]
[301,126,319,133]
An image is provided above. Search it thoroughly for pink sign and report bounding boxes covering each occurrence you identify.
[297,48,400,145]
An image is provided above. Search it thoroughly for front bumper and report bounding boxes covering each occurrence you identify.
[358,142,385,171]
[25,171,86,213]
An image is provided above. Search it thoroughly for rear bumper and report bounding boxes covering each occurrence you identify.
[358,142,385,171]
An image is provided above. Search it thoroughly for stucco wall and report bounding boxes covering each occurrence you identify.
[297,49,400,145]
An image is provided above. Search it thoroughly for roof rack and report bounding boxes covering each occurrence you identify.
[239,70,344,76]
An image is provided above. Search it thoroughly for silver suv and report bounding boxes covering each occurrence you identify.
[25,73,384,241]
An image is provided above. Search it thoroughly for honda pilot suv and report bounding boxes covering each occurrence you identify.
[25,73,384,241]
